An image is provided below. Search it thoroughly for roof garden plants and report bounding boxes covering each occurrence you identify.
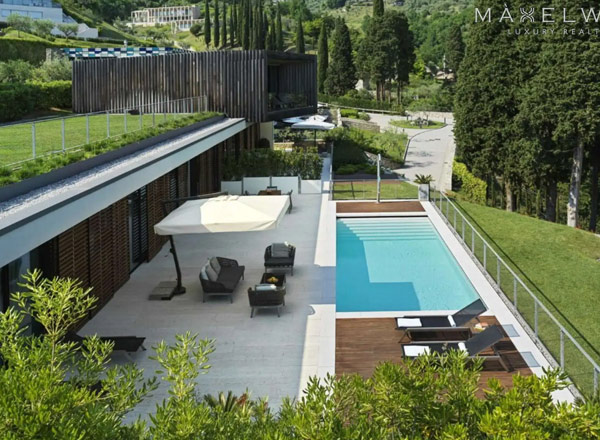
[0,112,220,188]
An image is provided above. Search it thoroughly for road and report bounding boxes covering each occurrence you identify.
[367,112,456,192]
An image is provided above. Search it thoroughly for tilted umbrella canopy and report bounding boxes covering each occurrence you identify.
[154,195,290,235]
[291,117,335,131]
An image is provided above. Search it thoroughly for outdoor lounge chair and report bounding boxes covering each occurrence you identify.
[264,243,296,275]
[200,257,245,303]
[395,299,486,339]
[247,284,286,317]
[401,325,512,371]
[65,332,146,353]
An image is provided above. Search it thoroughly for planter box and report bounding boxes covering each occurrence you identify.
[243,177,271,195]
[301,180,322,194]
[221,181,242,195]
[418,183,430,201]
[271,176,299,194]
[0,115,225,203]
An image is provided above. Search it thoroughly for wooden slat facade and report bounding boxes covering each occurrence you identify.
[72,50,318,122]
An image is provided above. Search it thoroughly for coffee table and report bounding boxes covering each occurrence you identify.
[260,272,286,288]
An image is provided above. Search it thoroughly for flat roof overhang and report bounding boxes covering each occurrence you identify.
[0,117,248,268]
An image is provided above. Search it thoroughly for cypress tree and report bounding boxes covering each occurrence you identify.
[324,18,356,96]
[373,0,384,17]
[317,22,328,93]
[204,0,211,47]
[242,0,250,49]
[445,24,464,75]
[275,3,283,51]
[214,0,220,48]
[229,1,235,46]
[295,17,305,53]
[223,1,228,47]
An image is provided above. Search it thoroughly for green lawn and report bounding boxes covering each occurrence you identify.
[390,119,446,130]
[440,198,600,395]
[333,181,418,200]
[0,112,189,166]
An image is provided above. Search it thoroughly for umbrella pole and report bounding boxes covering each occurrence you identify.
[168,235,186,297]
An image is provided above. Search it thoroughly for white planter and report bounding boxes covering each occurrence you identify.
[271,176,300,194]
[221,181,242,195]
[418,184,430,201]
[301,180,322,194]
[242,177,271,195]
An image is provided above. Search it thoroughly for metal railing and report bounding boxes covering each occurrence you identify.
[332,179,418,201]
[433,191,600,398]
[1,96,208,169]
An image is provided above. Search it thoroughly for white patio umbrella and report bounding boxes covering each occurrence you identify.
[291,116,335,147]
[152,194,290,299]
[154,195,290,234]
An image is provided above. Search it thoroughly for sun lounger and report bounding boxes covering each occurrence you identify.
[65,332,146,353]
[401,325,511,371]
[396,299,486,334]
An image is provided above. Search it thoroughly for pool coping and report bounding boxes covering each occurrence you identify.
[332,201,575,403]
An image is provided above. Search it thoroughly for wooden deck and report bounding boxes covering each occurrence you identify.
[336,316,532,396]
[336,201,425,214]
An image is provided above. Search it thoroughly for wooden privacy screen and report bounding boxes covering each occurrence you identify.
[58,198,129,318]
[71,50,317,122]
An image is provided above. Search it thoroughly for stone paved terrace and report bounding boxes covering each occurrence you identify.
[81,192,336,415]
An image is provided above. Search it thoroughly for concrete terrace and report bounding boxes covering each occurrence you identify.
[81,192,337,414]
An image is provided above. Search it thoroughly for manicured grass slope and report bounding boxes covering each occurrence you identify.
[333,181,417,200]
[454,200,600,390]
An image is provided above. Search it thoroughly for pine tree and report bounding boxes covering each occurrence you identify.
[324,18,356,96]
[373,0,384,17]
[445,24,464,75]
[275,3,283,51]
[223,1,228,47]
[295,17,305,53]
[317,22,328,94]
[214,0,220,48]
[204,0,211,47]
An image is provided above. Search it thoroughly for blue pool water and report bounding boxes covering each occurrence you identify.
[336,217,480,312]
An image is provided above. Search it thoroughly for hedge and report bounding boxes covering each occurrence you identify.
[319,93,405,114]
[0,81,71,122]
[452,161,487,204]
[0,38,56,64]
[223,148,322,180]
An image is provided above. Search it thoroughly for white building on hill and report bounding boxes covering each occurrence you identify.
[130,5,201,31]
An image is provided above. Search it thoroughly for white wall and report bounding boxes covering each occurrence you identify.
[271,176,299,194]
[243,177,270,195]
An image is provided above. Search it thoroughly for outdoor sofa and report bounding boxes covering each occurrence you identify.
[200,257,245,303]
[401,324,512,371]
[264,243,296,275]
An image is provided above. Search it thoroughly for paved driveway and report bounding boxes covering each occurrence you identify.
[366,112,455,191]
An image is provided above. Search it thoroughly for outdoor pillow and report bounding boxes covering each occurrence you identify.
[396,318,422,328]
[404,345,430,357]
[200,266,209,281]
[210,257,221,274]
[206,264,219,282]
[255,284,277,291]
[271,242,290,258]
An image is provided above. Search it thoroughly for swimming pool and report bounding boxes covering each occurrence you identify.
[336,217,480,312]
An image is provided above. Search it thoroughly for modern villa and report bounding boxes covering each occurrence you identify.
[0,49,589,415]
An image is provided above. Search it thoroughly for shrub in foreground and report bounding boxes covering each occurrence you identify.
[1,272,599,439]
